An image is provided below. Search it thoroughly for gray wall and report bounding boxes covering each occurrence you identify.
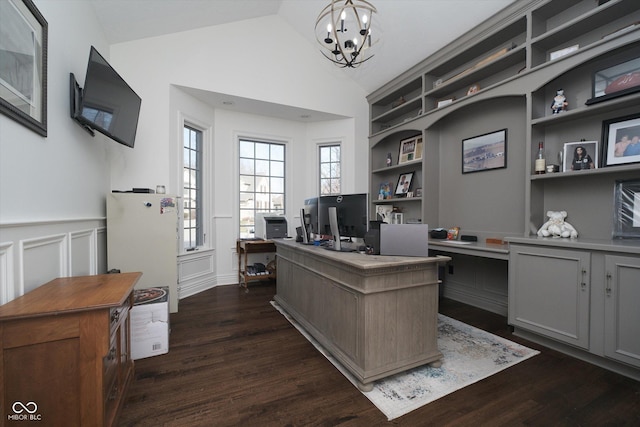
[431,96,526,234]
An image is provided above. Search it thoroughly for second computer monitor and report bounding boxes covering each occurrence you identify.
[317,193,368,239]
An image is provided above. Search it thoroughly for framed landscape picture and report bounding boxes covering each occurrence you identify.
[462,129,507,174]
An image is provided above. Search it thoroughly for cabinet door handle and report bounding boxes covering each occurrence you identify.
[581,269,587,291]
[606,272,612,296]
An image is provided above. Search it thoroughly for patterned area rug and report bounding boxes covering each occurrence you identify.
[271,301,539,420]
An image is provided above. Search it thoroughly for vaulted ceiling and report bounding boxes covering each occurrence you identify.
[88,0,517,120]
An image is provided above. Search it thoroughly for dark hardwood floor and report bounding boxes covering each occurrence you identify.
[119,282,640,426]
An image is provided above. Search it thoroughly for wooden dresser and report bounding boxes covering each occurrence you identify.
[0,272,141,427]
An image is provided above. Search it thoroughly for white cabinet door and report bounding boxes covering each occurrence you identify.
[509,245,590,349]
[604,255,640,368]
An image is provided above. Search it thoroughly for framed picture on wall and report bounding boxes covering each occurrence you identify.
[601,113,640,167]
[562,141,598,172]
[462,129,507,174]
[395,172,414,196]
[0,0,48,136]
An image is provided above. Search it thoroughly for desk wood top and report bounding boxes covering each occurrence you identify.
[274,238,449,271]
[0,272,142,320]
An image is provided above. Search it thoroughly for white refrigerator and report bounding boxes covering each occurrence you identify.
[107,193,179,313]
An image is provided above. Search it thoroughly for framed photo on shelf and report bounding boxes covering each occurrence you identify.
[391,212,404,224]
[562,141,598,172]
[375,204,394,223]
[601,113,640,167]
[398,135,422,164]
[586,57,640,105]
[613,179,640,239]
[0,0,48,136]
[378,182,392,200]
[395,172,414,196]
[462,129,507,174]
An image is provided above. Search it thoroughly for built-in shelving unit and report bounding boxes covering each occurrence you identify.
[370,132,423,223]
[368,0,640,241]
[367,0,640,379]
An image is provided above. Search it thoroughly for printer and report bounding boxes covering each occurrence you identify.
[255,213,288,239]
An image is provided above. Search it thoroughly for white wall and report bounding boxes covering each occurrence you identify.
[109,15,370,289]
[0,3,369,302]
[0,1,115,302]
[108,15,369,195]
[0,0,112,222]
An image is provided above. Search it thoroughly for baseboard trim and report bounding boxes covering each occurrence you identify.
[513,327,640,382]
[442,287,507,316]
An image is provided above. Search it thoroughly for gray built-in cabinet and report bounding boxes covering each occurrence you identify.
[509,242,640,379]
[367,0,640,379]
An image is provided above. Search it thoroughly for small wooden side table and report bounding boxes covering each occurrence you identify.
[236,239,277,290]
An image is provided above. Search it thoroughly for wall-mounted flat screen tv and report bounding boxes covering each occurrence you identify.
[70,46,141,148]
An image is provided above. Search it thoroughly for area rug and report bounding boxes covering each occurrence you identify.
[270,301,539,420]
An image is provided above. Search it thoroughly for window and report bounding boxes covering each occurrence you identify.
[183,125,203,249]
[239,139,286,238]
[319,144,341,195]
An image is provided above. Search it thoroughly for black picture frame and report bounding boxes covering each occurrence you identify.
[462,129,507,174]
[613,179,640,239]
[0,0,48,136]
[395,172,414,196]
[601,113,640,167]
[586,57,640,106]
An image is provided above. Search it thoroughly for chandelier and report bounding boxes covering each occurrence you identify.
[315,0,378,68]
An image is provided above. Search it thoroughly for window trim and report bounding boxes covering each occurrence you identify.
[318,142,342,196]
[237,136,287,239]
[178,115,211,254]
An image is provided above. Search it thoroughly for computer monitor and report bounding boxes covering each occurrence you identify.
[318,193,369,240]
[303,197,319,236]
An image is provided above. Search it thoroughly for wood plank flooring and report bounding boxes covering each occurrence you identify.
[119,282,640,426]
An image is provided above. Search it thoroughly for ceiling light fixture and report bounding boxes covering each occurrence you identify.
[315,0,378,68]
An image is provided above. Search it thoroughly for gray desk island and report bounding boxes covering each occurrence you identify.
[273,239,450,391]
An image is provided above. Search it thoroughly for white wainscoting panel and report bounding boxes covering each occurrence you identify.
[20,233,68,295]
[97,227,108,274]
[0,218,106,303]
[0,242,15,304]
[178,249,216,299]
[70,229,96,277]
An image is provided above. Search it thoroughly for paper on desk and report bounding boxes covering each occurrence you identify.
[440,240,473,245]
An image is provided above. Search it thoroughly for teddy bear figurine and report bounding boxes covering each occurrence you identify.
[537,210,578,238]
